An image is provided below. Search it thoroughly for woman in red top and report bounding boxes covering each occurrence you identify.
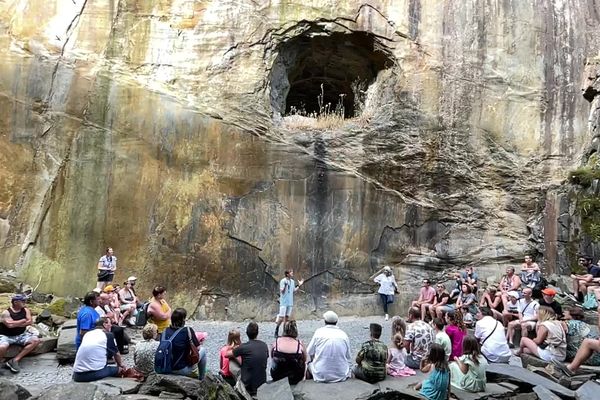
[219,329,241,386]
[445,310,467,359]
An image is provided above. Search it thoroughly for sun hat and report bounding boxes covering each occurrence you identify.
[323,310,338,324]
[127,276,137,282]
[383,266,391,272]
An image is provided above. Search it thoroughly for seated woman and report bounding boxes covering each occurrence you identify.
[425,284,450,322]
[518,306,566,362]
[502,291,520,327]
[219,328,242,386]
[456,284,478,327]
[160,308,207,379]
[479,286,503,321]
[270,320,307,385]
[445,310,467,360]
[134,323,160,377]
[450,335,487,393]
[118,280,138,326]
[560,307,600,366]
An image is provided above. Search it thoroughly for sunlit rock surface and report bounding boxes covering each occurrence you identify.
[0,0,599,319]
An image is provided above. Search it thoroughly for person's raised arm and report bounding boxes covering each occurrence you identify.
[369,267,386,281]
[294,279,304,292]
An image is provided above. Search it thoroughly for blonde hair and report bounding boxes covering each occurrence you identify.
[537,306,556,323]
[142,323,158,340]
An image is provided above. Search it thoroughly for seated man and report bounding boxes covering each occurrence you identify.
[497,268,522,309]
[0,294,40,373]
[404,307,435,369]
[520,256,541,289]
[474,307,512,363]
[539,288,563,319]
[506,288,539,348]
[502,291,520,327]
[353,323,387,383]
[410,279,436,320]
[306,311,352,382]
[72,317,126,382]
[227,321,269,396]
[571,256,600,302]
[95,293,130,354]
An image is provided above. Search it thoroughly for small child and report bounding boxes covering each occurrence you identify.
[415,343,451,400]
[387,333,416,377]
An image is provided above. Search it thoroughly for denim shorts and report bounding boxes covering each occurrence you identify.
[0,332,36,346]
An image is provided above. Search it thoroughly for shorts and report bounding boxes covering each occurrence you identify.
[521,321,537,331]
[438,304,455,314]
[278,305,293,317]
[537,347,565,362]
[97,271,114,282]
[0,332,36,347]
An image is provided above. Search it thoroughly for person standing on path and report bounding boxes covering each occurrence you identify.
[274,270,303,338]
[371,266,399,321]
[96,247,117,290]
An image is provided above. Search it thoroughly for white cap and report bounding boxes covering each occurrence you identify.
[323,310,338,324]
[507,291,519,299]
[383,266,392,272]
[127,276,137,281]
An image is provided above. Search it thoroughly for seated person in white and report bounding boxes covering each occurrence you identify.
[474,307,512,363]
[306,311,351,382]
[72,317,126,382]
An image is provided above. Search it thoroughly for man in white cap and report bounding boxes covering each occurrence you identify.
[371,266,398,321]
[305,310,352,382]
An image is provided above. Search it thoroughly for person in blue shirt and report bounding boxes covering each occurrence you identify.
[274,270,303,338]
[76,292,100,348]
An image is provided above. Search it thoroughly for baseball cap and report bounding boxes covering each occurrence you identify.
[542,288,557,296]
[11,294,27,302]
[323,310,338,324]
[507,291,519,299]
[127,276,137,282]
[103,285,115,292]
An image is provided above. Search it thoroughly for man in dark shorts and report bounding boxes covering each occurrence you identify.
[0,294,41,373]
[227,321,268,397]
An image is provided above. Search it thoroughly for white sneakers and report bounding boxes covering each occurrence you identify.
[385,314,389,321]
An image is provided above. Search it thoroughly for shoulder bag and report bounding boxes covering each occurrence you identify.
[187,327,200,365]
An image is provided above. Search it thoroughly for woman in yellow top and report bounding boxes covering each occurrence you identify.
[148,286,172,334]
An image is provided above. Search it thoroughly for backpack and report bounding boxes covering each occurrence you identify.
[154,327,185,374]
[583,293,598,310]
[135,302,150,326]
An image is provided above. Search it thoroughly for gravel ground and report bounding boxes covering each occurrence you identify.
[4,314,394,390]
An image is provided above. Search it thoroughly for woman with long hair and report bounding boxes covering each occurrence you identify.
[518,306,566,362]
[219,328,241,386]
[445,310,467,359]
[449,335,487,392]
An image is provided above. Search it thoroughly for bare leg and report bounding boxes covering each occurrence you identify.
[492,309,503,321]
[573,278,580,296]
[0,344,8,362]
[13,339,40,362]
[507,320,518,344]
[568,338,600,372]
[420,303,428,321]
[518,337,540,357]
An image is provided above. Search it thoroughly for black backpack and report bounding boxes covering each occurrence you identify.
[135,302,150,326]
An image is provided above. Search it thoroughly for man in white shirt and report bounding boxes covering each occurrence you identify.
[474,307,512,363]
[72,317,125,382]
[506,288,539,348]
[306,311,352,382]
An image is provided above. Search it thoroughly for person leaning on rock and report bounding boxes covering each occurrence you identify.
[0,294,41,373]
[371,266,398,321]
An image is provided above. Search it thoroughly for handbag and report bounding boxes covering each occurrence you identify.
[97,269,111,279]
[187,328,200,365]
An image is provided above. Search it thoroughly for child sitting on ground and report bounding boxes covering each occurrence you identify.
[386,333,416,377]
[415,344,450,400]
[449,335,487,393]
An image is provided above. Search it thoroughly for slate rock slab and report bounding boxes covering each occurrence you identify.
[96,378,142,395]
[6,337,57,358]
[0,377,32,400]
[575,380,600,400]
[138,373,240,400]
[257,378,294,400]
[29,382,120,400]
[486,363,575,399]
[56,320,78,363]
[292,379,377,400]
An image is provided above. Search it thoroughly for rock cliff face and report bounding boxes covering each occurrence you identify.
[0,1,599,319]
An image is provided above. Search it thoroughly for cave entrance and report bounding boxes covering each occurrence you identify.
[271,31,393,119]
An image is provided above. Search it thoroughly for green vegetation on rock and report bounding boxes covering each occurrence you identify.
[569,154,600,187]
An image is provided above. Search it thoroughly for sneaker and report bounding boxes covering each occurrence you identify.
[6,359,20,373]
[385,314,389,321]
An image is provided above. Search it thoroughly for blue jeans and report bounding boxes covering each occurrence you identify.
[73,365,119,382]
[172,347,207,380]
[380,293,393,313]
